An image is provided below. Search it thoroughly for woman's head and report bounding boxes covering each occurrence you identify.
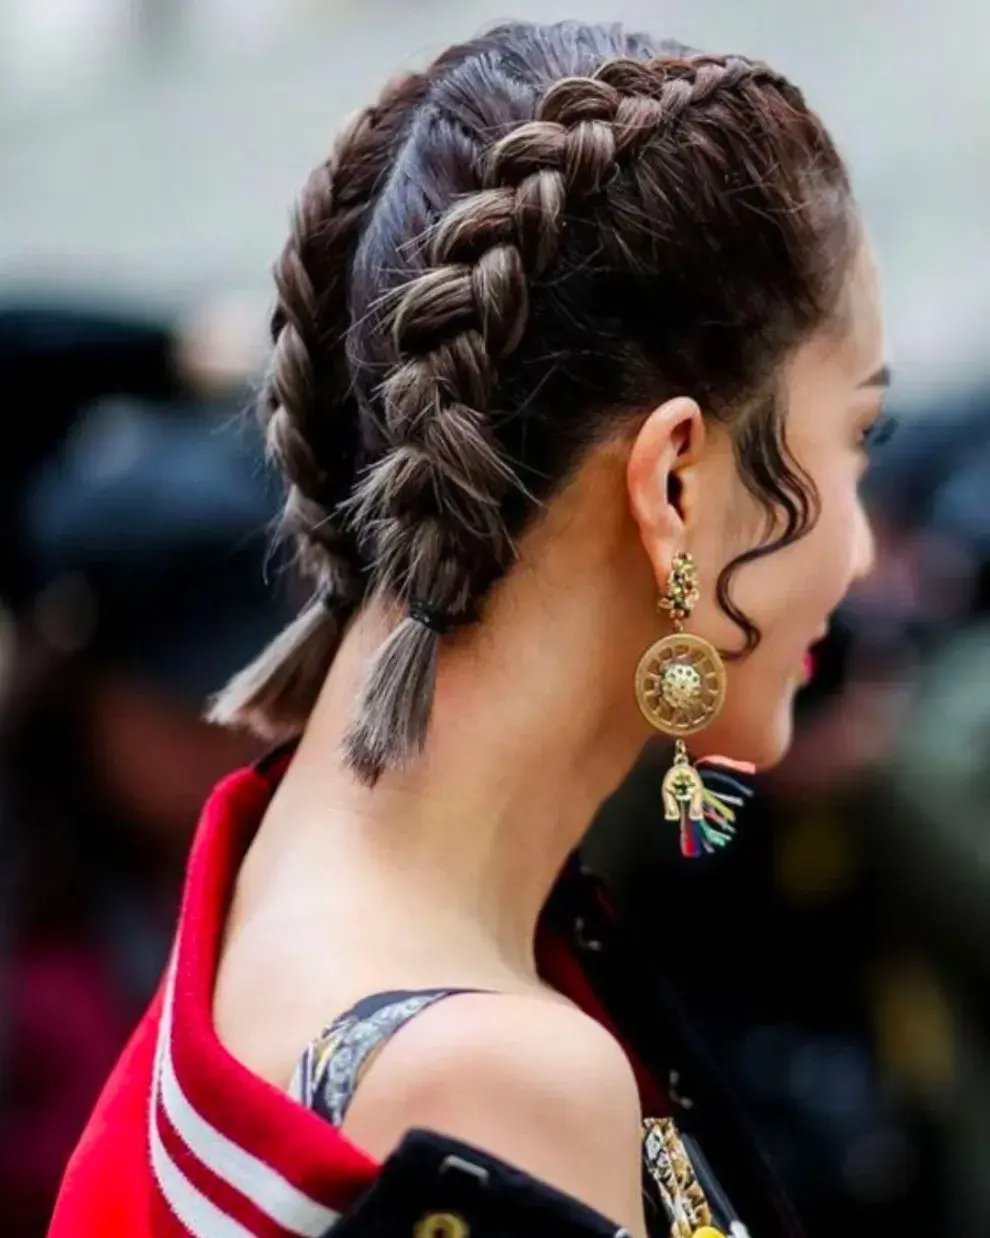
[212,21,885,779]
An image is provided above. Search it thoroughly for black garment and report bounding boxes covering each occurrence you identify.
[547,860,805,1238]
[286,858,806,1238]
[330,1127,630,1237]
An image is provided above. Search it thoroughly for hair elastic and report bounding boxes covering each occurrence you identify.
[409,599,481,636]
[319,587,359,617]
[408,600,458,636]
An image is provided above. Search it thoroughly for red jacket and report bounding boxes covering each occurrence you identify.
[49,757,674,1238]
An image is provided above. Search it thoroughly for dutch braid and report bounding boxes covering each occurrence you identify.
[344,53,803,781]
[208,70,434,738]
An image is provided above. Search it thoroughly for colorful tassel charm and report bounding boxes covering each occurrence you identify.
[661,742,755,859]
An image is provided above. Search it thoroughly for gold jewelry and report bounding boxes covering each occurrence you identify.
[635,552,726,735]
[642,1116,717,1237]
[635,552,745,858]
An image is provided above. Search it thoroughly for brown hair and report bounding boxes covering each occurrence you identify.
[210,21,857,782]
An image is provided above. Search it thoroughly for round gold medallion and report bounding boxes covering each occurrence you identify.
[634,632,726,736]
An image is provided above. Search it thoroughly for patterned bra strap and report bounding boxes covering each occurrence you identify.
[289,988,481,1127]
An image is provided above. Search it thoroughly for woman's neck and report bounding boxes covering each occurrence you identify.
[247,452,654,981]
[266,596,635,979]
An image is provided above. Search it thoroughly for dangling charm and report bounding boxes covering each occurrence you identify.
[661,746,756,858]
[661,740,707,858]
[660,743,755,858]
[635,551,754,858]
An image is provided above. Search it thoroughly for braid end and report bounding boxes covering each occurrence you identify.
[342,614,441,785]
[206,596,350,741]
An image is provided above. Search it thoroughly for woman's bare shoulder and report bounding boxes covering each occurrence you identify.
[342,991,647,1238]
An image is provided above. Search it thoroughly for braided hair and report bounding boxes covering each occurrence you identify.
[210,41,484,736]
[211,22,857,782]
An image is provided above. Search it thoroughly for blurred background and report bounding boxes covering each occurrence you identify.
[0,2,988,1236]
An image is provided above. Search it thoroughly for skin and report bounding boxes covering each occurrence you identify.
[214,238,887,1236]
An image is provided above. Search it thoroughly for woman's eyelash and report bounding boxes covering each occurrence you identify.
[862,410,899,450]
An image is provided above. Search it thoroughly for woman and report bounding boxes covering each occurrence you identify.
[50,21,894,1238]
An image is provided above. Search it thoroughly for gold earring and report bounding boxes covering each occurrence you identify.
[635,552,748,858]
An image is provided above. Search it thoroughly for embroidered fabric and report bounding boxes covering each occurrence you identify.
[288,989,466,1126]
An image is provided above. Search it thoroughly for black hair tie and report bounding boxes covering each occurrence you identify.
[320,591,470,636]
[408,600,464,636]
[319,587,358,617]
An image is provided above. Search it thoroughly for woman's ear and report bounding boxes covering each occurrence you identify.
[627,397,705,585]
